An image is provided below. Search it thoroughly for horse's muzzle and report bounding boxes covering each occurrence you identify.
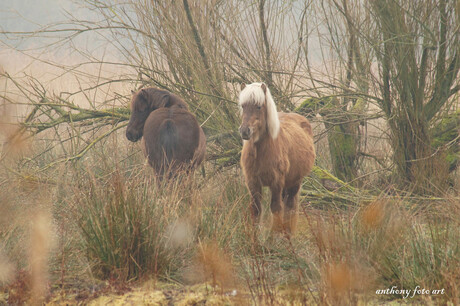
[126,129,141,142]
[239,125,253,140]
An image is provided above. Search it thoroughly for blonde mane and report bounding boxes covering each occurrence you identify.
[238,82,280,139]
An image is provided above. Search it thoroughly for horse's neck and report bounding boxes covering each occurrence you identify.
[252,133,276,155]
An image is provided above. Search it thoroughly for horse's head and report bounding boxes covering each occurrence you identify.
[238,83,280,142]
[126,88,177,142]
[126,89,151,142]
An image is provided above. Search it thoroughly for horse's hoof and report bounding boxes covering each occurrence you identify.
[271,212,285,233]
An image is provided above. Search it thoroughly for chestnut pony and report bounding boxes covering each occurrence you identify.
[239,83,315,235]
[126,88,206,177]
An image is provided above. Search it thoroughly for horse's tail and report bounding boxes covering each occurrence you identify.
[158,118,178,163]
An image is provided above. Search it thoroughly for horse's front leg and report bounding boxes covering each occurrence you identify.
[248,180,262,225]
[270,185,284,233]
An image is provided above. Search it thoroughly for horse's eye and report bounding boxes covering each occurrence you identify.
[257,105,262,110]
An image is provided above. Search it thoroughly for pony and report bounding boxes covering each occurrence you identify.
[239,82,315,235]
[126,88,206,177]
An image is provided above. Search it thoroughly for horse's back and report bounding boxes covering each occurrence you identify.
[278,112,316,183]
[278,112,313,137]
[143,106,205,173]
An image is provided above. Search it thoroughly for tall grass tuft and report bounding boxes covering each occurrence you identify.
[194,172,250,250]
[185,240,235,292]
[72,170,196,281]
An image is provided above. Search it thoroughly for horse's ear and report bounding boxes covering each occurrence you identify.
[240,83,246,91]
[261,83,267,94]
[136,89,150,110]
[139,88,147,99]
[160,94,171,108]
[131,89,135,95]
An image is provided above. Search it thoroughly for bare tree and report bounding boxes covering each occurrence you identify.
[368,0,460,190]
[299,0,459,190]
[296,0,377,183]
[1,0,315,169]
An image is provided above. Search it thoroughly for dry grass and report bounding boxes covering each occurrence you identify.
[360,200,386,231]
[0,129,459,304]
[0,104,31,163]
[0,253,14,286]
[185,240,235,291]
[29,212,53,304]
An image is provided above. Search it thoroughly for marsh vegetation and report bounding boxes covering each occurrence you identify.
[1,0,459,304]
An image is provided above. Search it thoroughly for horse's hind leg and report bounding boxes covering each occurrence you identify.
[283,184,301,235]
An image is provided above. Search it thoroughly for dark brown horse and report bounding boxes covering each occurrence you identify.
[126,88,206,177]
[239,82,315,235]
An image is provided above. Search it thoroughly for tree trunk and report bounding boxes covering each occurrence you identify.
[324,120,359,182]
[391,117,431,182]
[296,97,360,183]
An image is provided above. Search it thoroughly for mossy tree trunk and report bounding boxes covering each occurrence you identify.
[296,97,361,183]
[431,110,460,174]
[324,119,359,182]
